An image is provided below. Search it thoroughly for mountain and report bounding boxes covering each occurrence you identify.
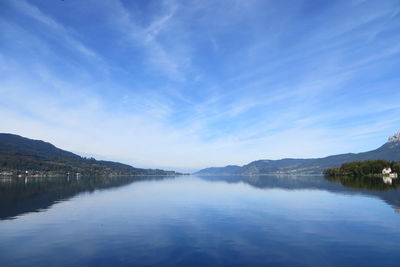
[196,165,242,175]
[0,133,181,176]
[195,131,400,175]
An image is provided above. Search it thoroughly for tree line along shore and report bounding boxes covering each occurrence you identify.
[323,160,400,178]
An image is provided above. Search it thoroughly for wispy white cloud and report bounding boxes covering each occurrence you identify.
[9,0,103,62]
[97,0,190,81]
[1,0,399,171]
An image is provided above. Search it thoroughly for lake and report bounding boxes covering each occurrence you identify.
[0,175,399,267]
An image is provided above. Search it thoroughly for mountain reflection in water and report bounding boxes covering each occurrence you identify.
[0,176,177,220]
[1,174,399,221]
[1,174,400,267]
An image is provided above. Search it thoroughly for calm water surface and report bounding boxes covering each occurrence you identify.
[0,175,399,267]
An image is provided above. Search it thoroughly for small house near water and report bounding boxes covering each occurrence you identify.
[382,167,398,179]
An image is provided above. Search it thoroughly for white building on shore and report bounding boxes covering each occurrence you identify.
[382,167,398,179]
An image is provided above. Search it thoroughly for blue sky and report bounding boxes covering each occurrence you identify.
[1,0,400,172]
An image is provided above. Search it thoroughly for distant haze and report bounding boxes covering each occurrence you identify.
[1,0,400,172]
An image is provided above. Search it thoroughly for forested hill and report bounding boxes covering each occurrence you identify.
[196,132,400,175]
[0,133,181,176]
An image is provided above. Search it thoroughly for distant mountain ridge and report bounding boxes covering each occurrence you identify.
[195,131,400,175]
[0,133,181,176]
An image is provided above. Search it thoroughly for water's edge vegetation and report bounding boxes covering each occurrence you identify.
[323,160,400,177]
